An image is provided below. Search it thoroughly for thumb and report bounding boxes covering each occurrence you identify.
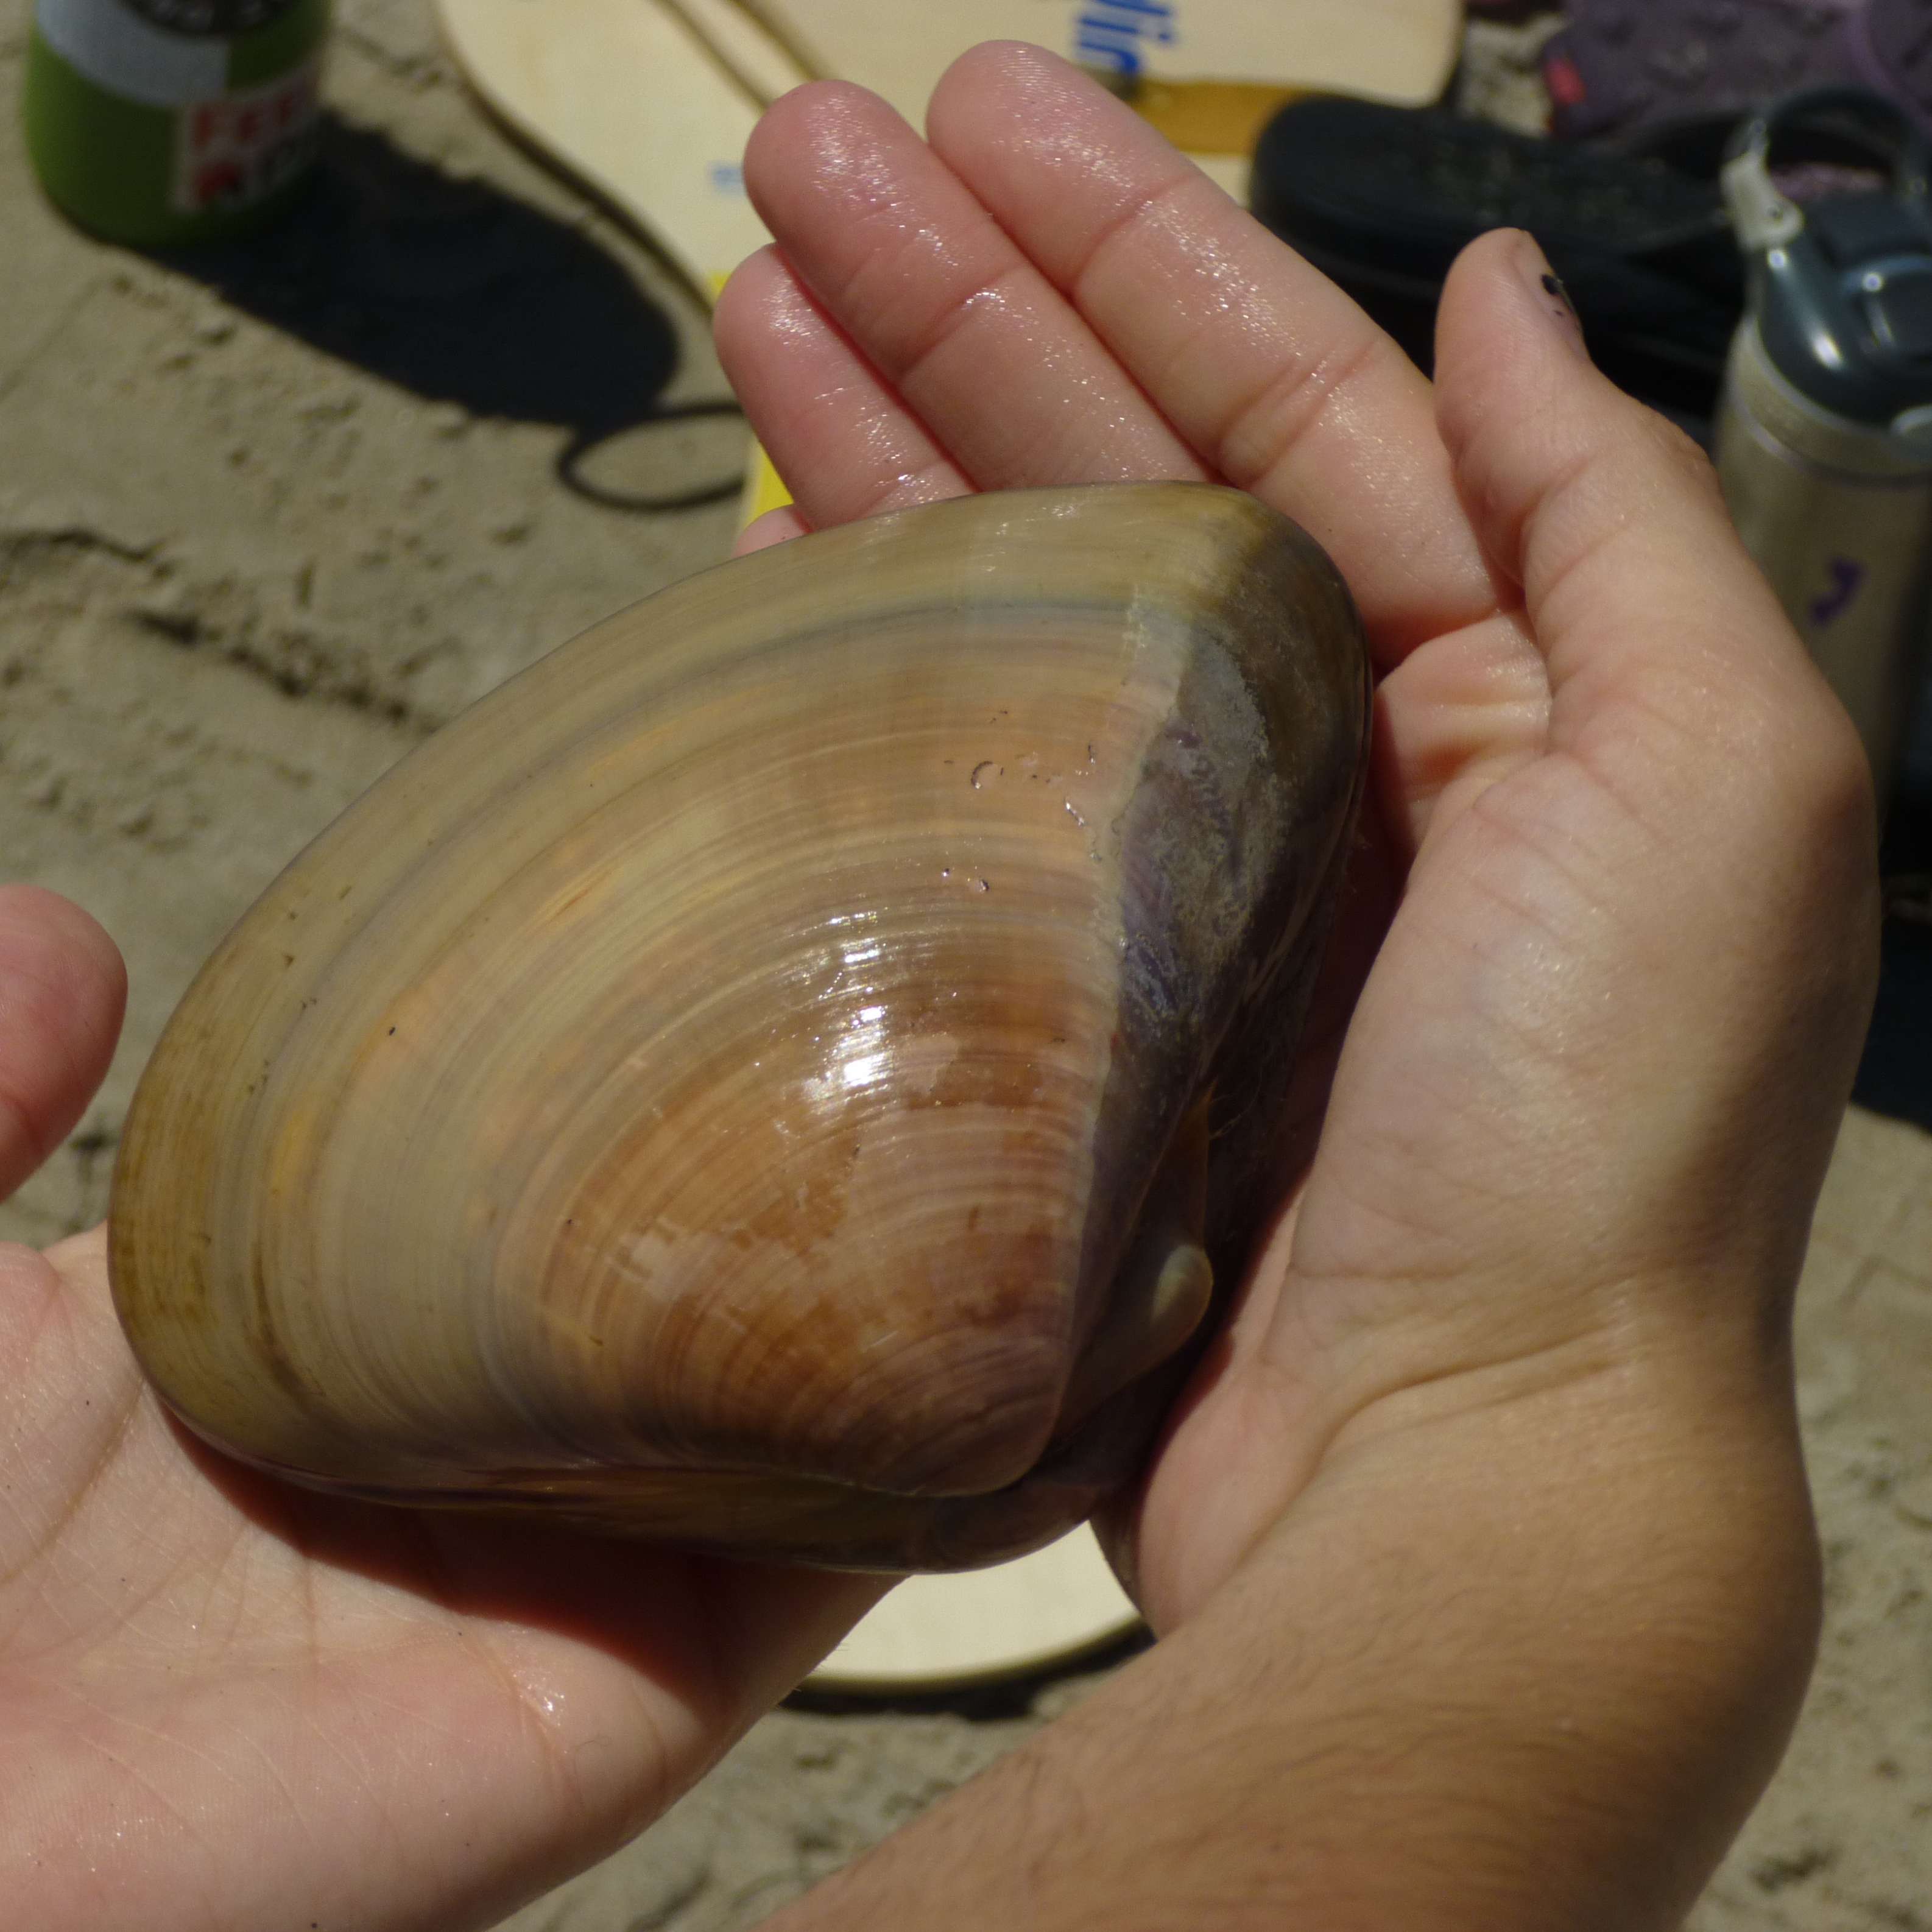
[1425,230,1877,1306]
[1433,228,1861,821]
[0,887,125,1205]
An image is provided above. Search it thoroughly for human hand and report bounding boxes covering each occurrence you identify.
[2,35,1882,1927]
[0,882,880,1931]
[716,44,1880,1927]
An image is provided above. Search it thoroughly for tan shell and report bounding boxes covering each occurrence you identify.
[108,484,1369,1570]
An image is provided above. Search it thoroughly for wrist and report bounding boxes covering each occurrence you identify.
[769,1364,1817,1932]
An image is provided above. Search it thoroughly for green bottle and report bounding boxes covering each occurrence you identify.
[23,0,331,247]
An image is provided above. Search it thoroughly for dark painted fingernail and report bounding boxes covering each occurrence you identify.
[1520,234,1588,358]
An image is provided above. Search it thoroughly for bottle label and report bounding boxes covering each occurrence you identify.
[172,54,319,213]
[32,0,322,220]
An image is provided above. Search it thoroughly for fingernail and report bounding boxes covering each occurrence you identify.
[1519,234,1588,357]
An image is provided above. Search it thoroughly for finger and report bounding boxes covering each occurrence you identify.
[0,887,126,1202]
[715,246,973,526]
[1434,230,1860,809]
[924,43,1497,658]
[741,80,1208,493]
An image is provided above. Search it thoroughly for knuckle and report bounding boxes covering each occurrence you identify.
[1637,405,1727,509]
[1765,652,1878,835]
[1733,672,1881,926]
[1795,706,1881,873]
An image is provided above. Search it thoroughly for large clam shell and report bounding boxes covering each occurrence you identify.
[108,484,1369,1570]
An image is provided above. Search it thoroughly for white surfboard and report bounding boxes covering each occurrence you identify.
[431,1,1174,1690]
[435,0,772,296]
[738,0,1464,122]
[661,0,808,103]
[807,1522,1143,1693]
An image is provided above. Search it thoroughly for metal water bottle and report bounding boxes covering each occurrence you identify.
[23,0,329,247]
[1716,88,1932,806]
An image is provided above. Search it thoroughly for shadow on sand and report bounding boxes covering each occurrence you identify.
[151,113,741,511]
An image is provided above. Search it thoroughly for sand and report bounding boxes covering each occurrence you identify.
[0,3,1924,1925]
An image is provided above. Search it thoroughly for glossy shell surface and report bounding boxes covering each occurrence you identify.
[108,484,1370,1570]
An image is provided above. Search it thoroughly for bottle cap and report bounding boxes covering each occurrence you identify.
[1730,86,1932,427]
